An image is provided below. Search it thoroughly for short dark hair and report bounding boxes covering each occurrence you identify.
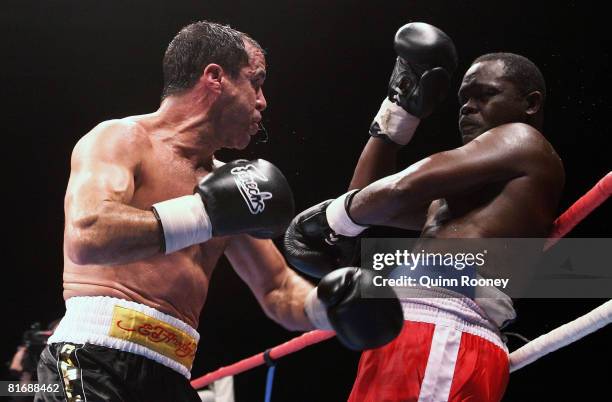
[473,52,546,102]
[162,21,263,99]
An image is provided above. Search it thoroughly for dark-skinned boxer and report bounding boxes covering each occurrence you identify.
[285,22,564,402]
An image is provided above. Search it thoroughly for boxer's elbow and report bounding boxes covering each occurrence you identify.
[390,157,440,201]
[65,213,108,265]
[385,175,430,214]
[392,173,433,201]
[66,242,95,266]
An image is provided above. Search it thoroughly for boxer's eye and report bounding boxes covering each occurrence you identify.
[478,86,500,99]
[483,89,498,97]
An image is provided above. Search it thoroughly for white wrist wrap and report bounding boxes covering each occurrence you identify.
[152,194,212,254]
[372,98,420,145]
[304,288,333,331]
[326,191,368,237]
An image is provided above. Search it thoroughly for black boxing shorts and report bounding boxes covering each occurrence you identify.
[35,342,201,402]
[36,296,201,402]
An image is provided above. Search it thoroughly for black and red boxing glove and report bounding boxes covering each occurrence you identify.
[153,159,295,253]
[304,267,403,350]
[370,22,458,145]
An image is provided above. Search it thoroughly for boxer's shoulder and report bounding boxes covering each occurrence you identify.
[84,117,151,149]
[479,123,558,162]
[496,123,561,172]
[72,117,151,168]
[477,123,563,199]
[484,122,540,142]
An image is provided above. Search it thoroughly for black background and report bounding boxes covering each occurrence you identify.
[2,1,611,401]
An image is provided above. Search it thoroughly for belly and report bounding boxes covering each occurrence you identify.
[63,244,217,328]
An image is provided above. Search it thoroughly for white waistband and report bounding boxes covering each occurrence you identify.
[400,291,508,353]
[48,296,199,379]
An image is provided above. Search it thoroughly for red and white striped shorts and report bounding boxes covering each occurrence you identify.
[348,298,509,402]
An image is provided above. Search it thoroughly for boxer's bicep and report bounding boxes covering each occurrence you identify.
[395,124,537,200]
[65,122,141,225]
[66,160,135,221]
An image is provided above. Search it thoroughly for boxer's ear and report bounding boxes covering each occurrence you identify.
[201,64,224,94]
[525,91,543,115]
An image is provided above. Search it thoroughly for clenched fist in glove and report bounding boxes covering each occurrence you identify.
[370,22,458,145]
[304,267,403,350]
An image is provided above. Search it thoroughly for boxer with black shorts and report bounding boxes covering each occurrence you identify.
[36,21,403,402]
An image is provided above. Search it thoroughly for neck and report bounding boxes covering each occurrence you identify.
[150,91,222,167]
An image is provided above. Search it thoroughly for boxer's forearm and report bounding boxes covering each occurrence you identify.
[261,272,315,331]
[65,201,163,266]
[349,137,402,190]
[349,160,431,229]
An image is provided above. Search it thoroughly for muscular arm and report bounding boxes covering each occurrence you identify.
[225,235,314,331]
[349,137,402,190]
[64,120,162,265]
[349,123,545,228]
[348,137,428,230]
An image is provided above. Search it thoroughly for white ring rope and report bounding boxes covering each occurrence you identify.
[509,300,612,372]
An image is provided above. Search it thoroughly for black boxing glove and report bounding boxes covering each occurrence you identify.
[283,190,368,278]
[304,267,404,350]
[370,22,458,145]
[153,159,294,253]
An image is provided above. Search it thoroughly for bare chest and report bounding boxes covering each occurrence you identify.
[422,177,553,238]
[132,149,205,208]
[129,147,229,264]
[422,182,505,237]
